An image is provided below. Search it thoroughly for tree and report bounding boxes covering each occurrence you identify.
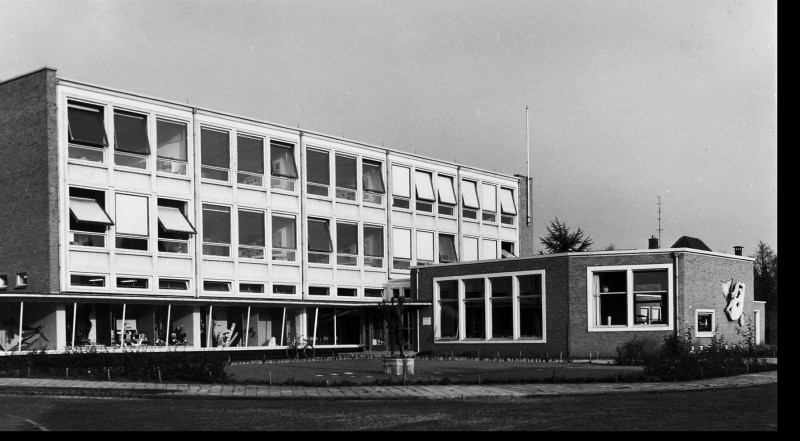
[538,217,593,254]
[752,241,777,303]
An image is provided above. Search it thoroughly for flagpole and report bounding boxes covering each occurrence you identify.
[526,105,531,225]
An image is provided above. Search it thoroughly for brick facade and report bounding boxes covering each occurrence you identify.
[0,68,60,295]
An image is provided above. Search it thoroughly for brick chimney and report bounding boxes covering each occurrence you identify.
[733,246,743,256]
[648,235,659,249]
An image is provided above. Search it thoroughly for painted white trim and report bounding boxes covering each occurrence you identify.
[586,263,674,332]
[695,309,716,338]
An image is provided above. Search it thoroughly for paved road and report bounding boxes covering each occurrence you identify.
[0,370,778,401]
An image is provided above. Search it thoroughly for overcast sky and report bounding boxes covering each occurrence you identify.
[0,0,777,255]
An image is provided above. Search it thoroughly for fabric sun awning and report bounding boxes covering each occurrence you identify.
[499,188,517,215]
[436,175,457,205]
[415,171,435,201]
[157,206,196,234]
[69,197,114,225]
[461,180,480,209]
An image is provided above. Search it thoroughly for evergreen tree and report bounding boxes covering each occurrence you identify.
[539,217,593,254]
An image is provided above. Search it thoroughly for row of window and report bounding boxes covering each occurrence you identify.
[0,273,28,290]
[66,100,518,223]
[435,272,545,341]
[68,273,384,298]
[390,165,517,225]
[69,186,516,269]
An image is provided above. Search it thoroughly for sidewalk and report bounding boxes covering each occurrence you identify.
[0,370,777,401]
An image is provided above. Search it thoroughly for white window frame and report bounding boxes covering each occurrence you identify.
[200,126,231,183]
[415,230,435,264]
[586,264,674,332]
[432,269,547,343]
[695,309,716,338]
[392,227,412,270]
[68,273,107,290]
[115,193,150,252]
[391,165,411,210]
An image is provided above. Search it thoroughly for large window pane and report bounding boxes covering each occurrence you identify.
[362,160,385,193]
[114,111,149,155]
[68,102,108,146]
[634,270,668,325]
[463,237,479,261]
[307,149,330,185]
[482,239,497,260]
[237,135,264,174]
[464,279,485,338]
[336,222,358,265]
[392,228,411,269]
[438,234,458,263]
[239,209,265,259]
[416,230,434,262]
[272,215,296,261]
[308,219,332,252]
[490,277,513,338]
[156,119,187,161]
[461,180,480,209]
[115,194,149,236]
[482,184,497,212]
[500,188,517,215]
[363,225,383,268]
[271,141,298,178]
[202,204,231,256]
[438,280,459,339]
[201,128,230,169]
[335,155,357,189]
[593,271,627,326]
[519,274,543,339]
[391,165,411,198]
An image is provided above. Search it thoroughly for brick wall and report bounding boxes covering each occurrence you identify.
[676,252,761,346]
[0,68,60,294]
[567,252,675,358]
[515,174,536,257]
[414,256,570,357]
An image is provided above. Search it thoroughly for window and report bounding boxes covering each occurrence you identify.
[69,188,113,248]
[272,214,297,261]
[391,165,411,209]
[114,110,150,169]
[414,170,435,213]
[589,265,671,330]
[270,140,298,191]
[365,288,384,298]
[500,188,517,225]
[202,204,231,257]
[363,225,384,268]
[273,285,296,295]
[306,148,330,196]
[240,283,264,294]
[464,279,486,339]
[416,230,434,265]
[115,193,149,251]
[482,239,497,260]
[309,286,330,296]
[336,222,358,266]
[70,274,105,287]
[438,234,458,263]
[463,237,479,261]
[518,274,544,339]
[67,101,108,163]
[501,241,516,258]
[237,134,265,186]
[200,127,230,181]
[436,175,457,216]
[14,273,28,288]
[0,275,7,290]
[157,199,195,253]
[159,278,189,290]
[434,271,545,342]
[696,310,715,337]
[392,228,412,270]
[490,277,513,339]
[461,180,480,219]
[203,281,231,292]
[239,209,265,259]
[335,154,358,201]
[308,218,333,264]
[481,184,497,222]
[117,277,149,289]
[437,280,459,339]
[156,119,188,175]
[337,288,357,297]
[362,160,386,204]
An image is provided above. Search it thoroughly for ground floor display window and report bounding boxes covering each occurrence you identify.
[587,264,673,331]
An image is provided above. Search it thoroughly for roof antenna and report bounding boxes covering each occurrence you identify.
[657,196,663,246]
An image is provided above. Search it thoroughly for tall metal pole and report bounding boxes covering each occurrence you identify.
[526,106,531,225]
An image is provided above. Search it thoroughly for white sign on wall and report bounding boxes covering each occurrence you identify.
[422,316,431,326]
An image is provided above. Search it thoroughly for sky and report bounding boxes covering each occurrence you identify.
[0,0,777,255]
